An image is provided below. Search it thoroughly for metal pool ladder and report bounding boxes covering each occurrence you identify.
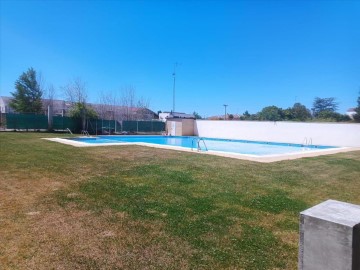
[81,130,90,136]
[303,137,313,149]
[192,138,208,152]
[66,128,73,135]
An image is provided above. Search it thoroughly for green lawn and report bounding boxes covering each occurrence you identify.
[1,132,359,269]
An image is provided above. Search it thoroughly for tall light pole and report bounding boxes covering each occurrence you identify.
[172,62,178,113]
[223,104,228,120]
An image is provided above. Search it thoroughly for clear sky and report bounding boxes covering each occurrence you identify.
[1,0,359,117]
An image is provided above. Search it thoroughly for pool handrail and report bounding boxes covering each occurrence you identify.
[192,137,208,152]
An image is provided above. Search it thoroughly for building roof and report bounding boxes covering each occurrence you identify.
[0,96,157,118]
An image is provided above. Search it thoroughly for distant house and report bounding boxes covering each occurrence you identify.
[206,115,222,120]
[0,96,15,114]
[346,108,357,120]
[159,111,195,122]
[90,103,157,121]
[42,99,70,116]
[0,96,157,121]
[0,96,70,115]
[205,114,241,120]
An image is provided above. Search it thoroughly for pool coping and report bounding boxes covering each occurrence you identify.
[44,137,359,163]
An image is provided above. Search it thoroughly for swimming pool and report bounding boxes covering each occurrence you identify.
[67,135,337,157]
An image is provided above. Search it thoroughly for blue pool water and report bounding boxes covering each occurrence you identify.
[69,136,337,156]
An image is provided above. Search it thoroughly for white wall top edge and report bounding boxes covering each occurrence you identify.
[194,121,360,147]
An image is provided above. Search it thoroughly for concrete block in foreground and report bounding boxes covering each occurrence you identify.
[299,199,360,270]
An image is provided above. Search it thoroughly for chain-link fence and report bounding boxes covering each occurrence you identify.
[3,113,165,134]
[122,120,165,133]
[87,120,165,135]
[53,116,79,131]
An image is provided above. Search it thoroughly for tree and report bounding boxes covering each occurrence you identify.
[240,110,251,120]
[118,86,151,120]
[292,102,311,121]
[42,83,57,114]
[62,78,88,104]
[120,86,136,120]
[312,97,338,117]
[316,111,350,122]
[62,78,96,130]
[258,106,284,121]
[69,102,98,120]
[10,67,43,113]
[136,96,151,120]
[354,91,360,122]
[243,110,250,118]
[282,108,294,121]
[193,111,202,119]
[98,91,119,120]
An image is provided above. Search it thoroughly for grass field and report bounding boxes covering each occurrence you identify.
[1,132,360,269]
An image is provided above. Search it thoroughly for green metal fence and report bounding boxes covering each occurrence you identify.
[87,119,118,134]
[53,116,79,131]
[0,113,6,128]
[86,120,165,134]
[122,120,165,133]
[4,113,165,134]
[6,113,48,130]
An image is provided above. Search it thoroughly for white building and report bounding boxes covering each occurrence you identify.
[0,96,15,113]
[159,111,195,122]
[346,108,357,120]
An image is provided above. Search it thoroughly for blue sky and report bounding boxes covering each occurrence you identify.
[1,0,359,117]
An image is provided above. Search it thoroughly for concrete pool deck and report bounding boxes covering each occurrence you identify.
[45,137,359,163]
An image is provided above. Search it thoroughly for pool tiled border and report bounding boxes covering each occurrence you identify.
[45,137,359,163]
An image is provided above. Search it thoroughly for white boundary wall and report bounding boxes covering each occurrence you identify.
[194,120,360,147]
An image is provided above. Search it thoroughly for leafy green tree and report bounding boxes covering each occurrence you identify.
[10,67,43,113]
[62,78,96,130]
[69,103,98,120]
[240,110,251,120]
[292,102,311,121]
[316,111,350,122]
[240,110,261,121]
[354,91,360,122]
[251,114,261,120]
[243,110,250,118]
[312,97,338,117]
[193,111,202,119]
[282,108,294,121]
[259,106,284,121]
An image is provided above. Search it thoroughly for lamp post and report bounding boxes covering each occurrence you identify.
[172,62,178,113]
[223,104,228,120]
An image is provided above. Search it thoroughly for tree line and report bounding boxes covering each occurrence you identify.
[196,96,360,123]
[8,67,360,123]
[241,98,350,122]
[8,67,152,122]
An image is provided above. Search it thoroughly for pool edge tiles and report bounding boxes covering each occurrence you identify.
[204,146,355,163]
[44,136,358,163]
[45,137,134,147]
